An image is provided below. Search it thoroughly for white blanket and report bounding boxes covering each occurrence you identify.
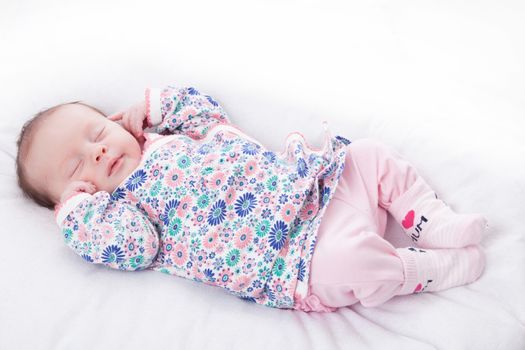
[1,0,524,349]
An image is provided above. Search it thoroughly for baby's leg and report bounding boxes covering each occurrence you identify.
[309,229,485,308]
[309,184,485,308]
[347,138,487,248]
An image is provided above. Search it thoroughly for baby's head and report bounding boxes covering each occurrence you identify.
[16,102,143,210]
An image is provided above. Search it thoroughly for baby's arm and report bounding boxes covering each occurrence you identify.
[146,86,231,139]
[55,186,159,271]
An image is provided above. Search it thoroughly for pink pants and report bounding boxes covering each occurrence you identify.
[299,138,422,312]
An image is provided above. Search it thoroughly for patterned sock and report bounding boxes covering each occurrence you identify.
[397,245,485,295]
[388,177,488,248]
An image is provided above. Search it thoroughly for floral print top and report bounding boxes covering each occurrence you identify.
[54,85,350,309]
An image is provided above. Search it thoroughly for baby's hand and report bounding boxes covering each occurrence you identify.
[60,180,97,203]
[107,101,148,138]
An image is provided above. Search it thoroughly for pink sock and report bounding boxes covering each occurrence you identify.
[388,178,488,248]
[397,245,485,295]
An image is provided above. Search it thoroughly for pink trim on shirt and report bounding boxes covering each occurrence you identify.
[145,88,152,126]
[54,192,88,219]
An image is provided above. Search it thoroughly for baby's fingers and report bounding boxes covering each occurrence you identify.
[108,112,124,121]
[73,180,97,194]
[82,181,97,194]
[132,112,144,137]
[121,111,134,133]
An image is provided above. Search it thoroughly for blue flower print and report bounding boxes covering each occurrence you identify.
[102,245,125,264]
[208,199,227,226]
[265,285,276,301]
[206,95,219,107]
[321,187,331,207]
[204,268,216,282]
[261,208,272,219]
[278,194,288,204]
[81,254,94,263]
[324,162,337,177]
[187,87,200,95]
[111,187,126,201]
[297,158,309,178]
[269,220,288,250]
[242,142,260,155]
[240,296,256,303]
[198,144,212,155]
[126,170,147,191]
[234,192,257,217]
[262,151,276,163]
[162,199,180,225]
[297,258,306,281]
[335,135,351,145]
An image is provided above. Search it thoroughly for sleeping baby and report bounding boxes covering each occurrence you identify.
[15,85,488,311]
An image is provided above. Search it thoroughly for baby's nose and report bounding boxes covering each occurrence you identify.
[94,145,107,162]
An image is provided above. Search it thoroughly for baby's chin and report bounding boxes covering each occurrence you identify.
[107,154,142,191]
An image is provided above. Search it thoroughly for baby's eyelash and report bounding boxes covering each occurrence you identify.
[96,127,105,141]
[73,161,81,175]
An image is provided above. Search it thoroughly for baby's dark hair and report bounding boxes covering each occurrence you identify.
[16,101,107,210]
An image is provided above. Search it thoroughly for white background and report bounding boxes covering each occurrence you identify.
[1,1,524,349]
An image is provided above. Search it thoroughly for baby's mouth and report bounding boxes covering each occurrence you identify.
[108,155,123,176]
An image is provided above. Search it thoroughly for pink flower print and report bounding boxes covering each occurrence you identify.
[300,203,317,221]
[166,168,184,188]
[145,233,158,257]
[261,192,275,207]
[232,275,251,292]
[203,230,219,250]
[226,210,236,221]
[291,192,304,205]
[225,187,236,205]
[225,150,240,164]
[209,172,226,190]
[149,164,163,180]
[235,176,248,191]
[162,237,176,257]
[172,242,188,267]
[215,241,226,255]
[256,171,266,182]
[204,153,219,165]
[126,217,141,233]
[77,226,89,242]
[194,249,207,268]
[221,228,234,244]
[168,139,183,150]
[191,264,205,281]
[280,203,296,223]
[272,278,288,299]
[177,195,193,217]
[234,226,253,250]
[142,181,153,191]
[218,267,233,287]
[99,224,114,242]
[295,178,309,189]
[181,106,198,121]
[124,237,138,255]
[244,160,258,177]
[241,256,256,275]
[191,210,207,227]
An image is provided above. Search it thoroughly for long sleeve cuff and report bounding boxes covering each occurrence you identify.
[145,88,162,126]
[54,192,92,226]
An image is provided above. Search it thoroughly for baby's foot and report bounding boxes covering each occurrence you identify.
[401,208,488,248]
[389,177,488,248]
[398,245,486,295]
